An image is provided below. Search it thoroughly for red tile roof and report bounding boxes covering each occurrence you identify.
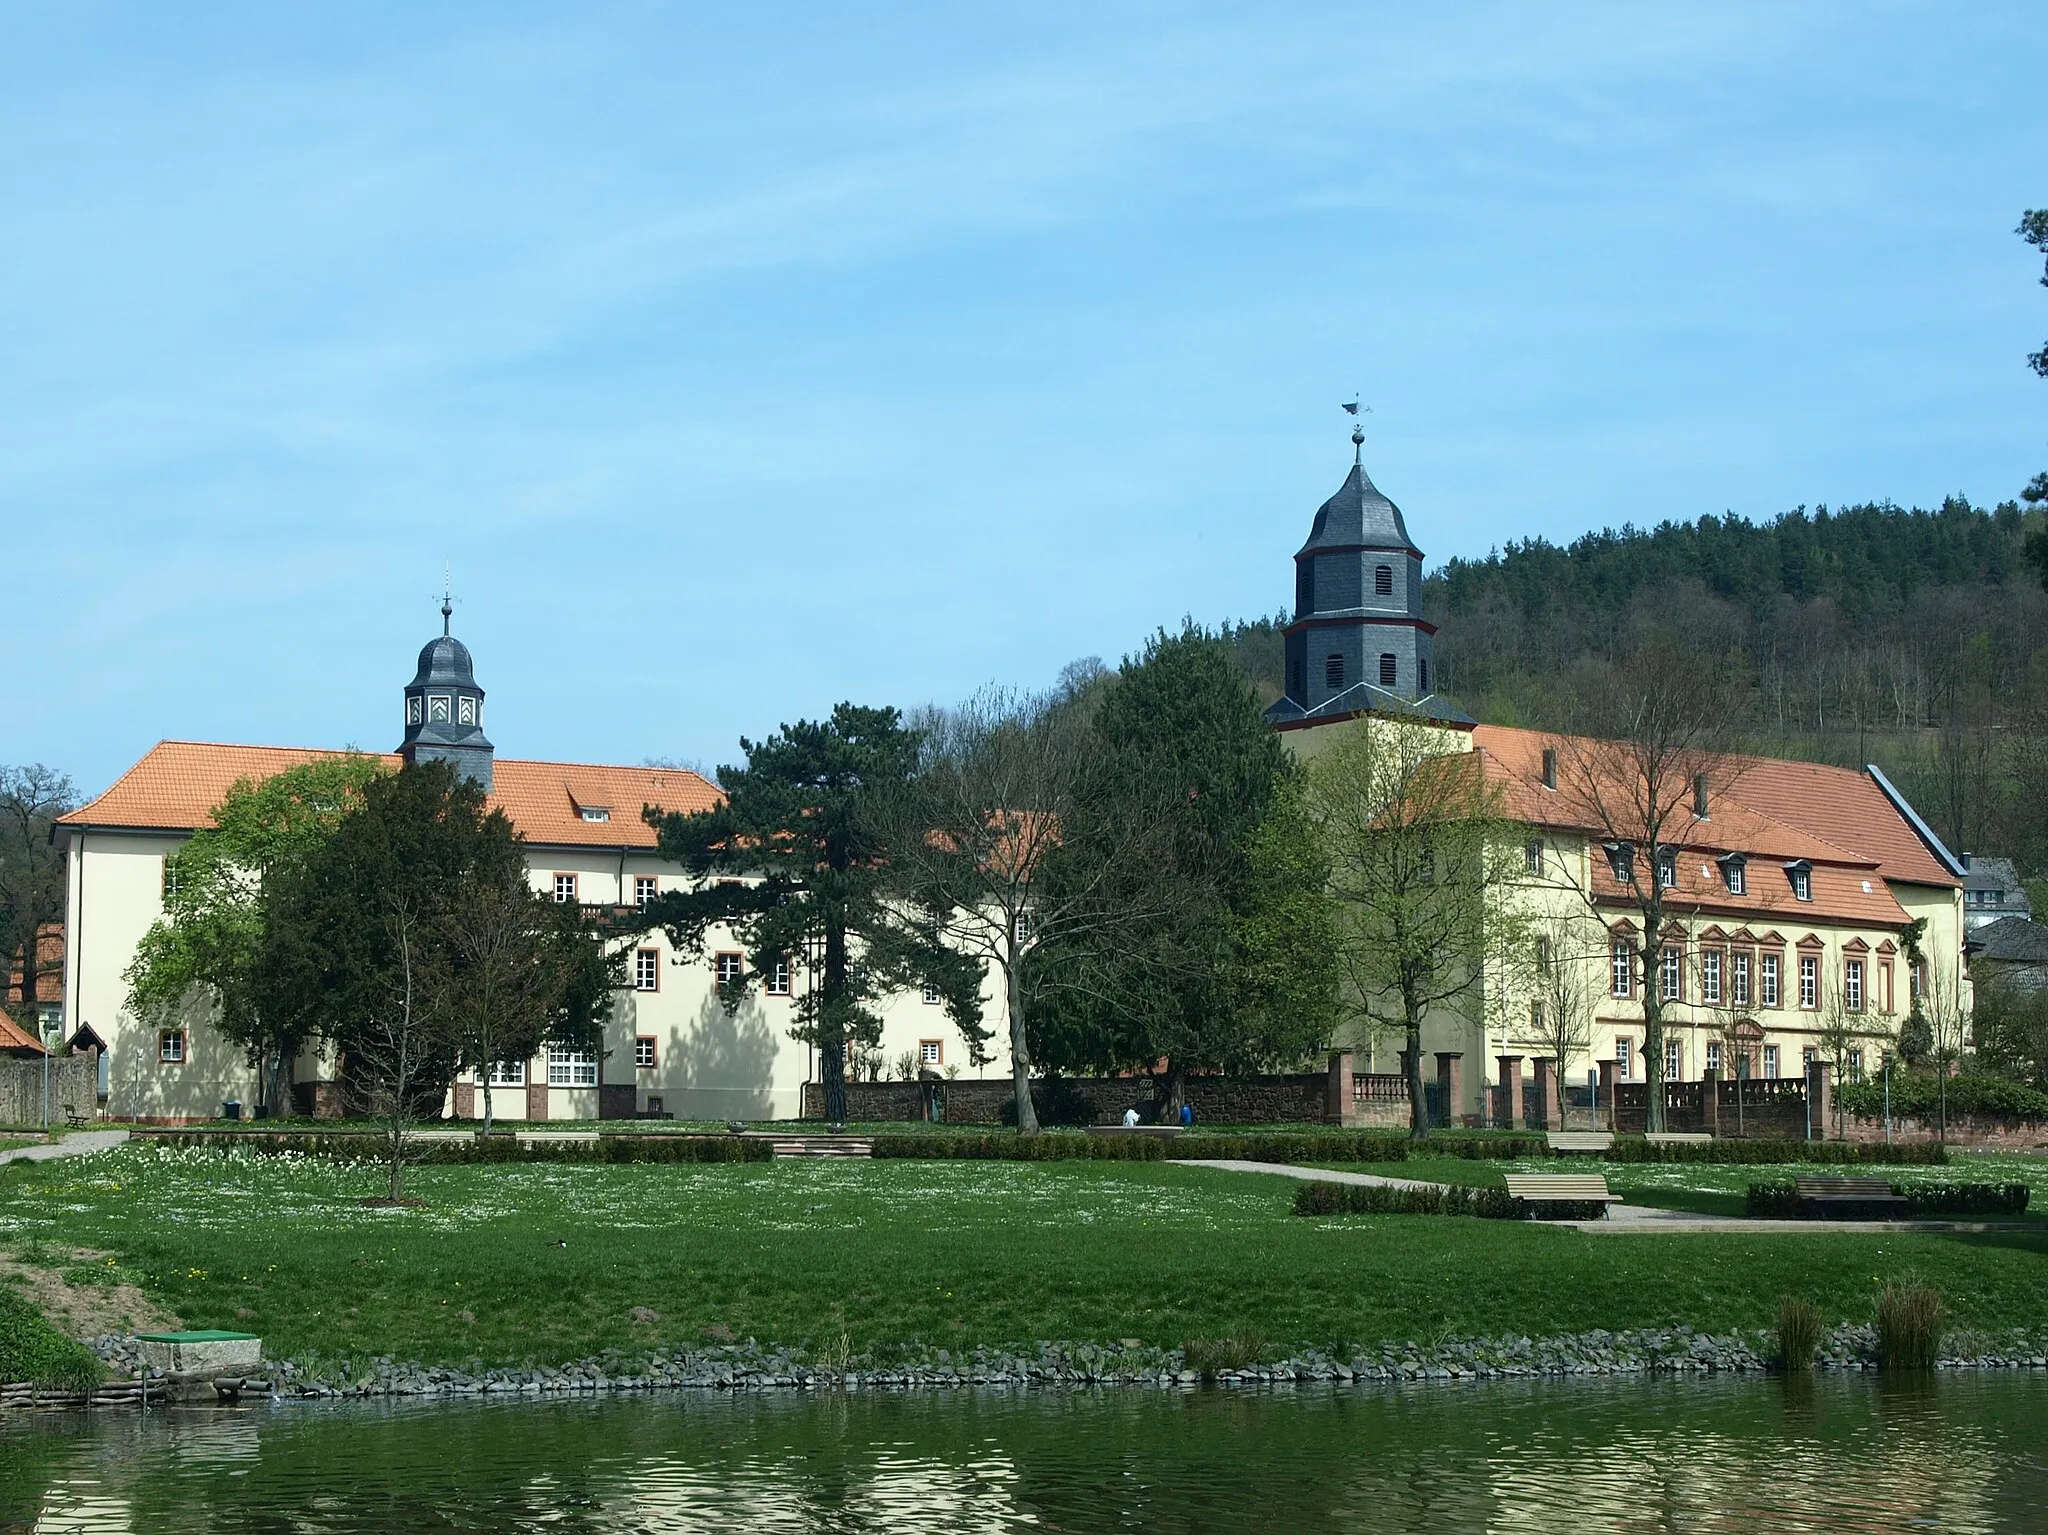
[0,1010,47,1056]
[59,742,721,849]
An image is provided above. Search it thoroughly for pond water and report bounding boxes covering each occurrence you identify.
[4,1376,2046,1533]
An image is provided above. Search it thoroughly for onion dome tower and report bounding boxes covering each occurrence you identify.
[398,593,495,789]
[1266,425,1470,728]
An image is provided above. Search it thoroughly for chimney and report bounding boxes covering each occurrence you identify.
[1541,748,1557,790]
[1693,772,1709,819]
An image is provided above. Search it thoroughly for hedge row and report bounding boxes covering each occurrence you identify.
[1745,1180,2031,1218]
[1292,1180,1526,1219]
[1172,1133,1410,1164]
[1603,1138,1947,1166]
[1834,1072,2048,1123]
[869,1133,1167,1160]
[139,1131,770,1163]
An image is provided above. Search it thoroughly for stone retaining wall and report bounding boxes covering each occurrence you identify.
[1837,1113,2048,1149]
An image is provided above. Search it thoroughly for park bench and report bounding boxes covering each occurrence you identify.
[1503,1173,1622,1217]
[767,1136,874,1159]
[1644,1132,1712,1145]
[1545,1131,1614,1155]
[1792,1176,1909,1219]
[61,1104,90,1129]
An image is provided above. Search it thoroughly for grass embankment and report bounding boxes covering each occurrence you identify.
[1367,1154,2048,1221]
[3,1143,2047,1372]
[0,1283,101,1388]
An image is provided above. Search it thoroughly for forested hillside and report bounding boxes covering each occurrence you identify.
[1223,494,2048,883]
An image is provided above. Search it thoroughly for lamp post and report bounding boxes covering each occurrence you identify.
[1882,1051,1893,1147]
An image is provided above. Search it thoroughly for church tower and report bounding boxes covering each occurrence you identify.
[1266,425,1470,728]
[399,595,495,790]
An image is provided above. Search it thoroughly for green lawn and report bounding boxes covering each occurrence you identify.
[2,1143,2045,1373]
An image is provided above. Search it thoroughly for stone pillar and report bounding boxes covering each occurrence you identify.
[1701,1068,1720,1137]
[1597,1059,1618,1132]
[453,1081,476,1119]
[1327,1050,1357,1127]
[1496,1054,1526,1129]
[1806,1058,1833,1141]
[1531,1057,1558,1131]
[1435,1052,1464,1127]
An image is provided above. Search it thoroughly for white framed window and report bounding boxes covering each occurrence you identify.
[714,952,743,987]
[1524,840,1543,875]
[158,1029,185,1064]
[1660,946,1682,1002]
[1015,911,1034,944]
[635,949,660,992]
[1616,1037,1633,1079]
[553,873,577,904]
[1530,999,1545,1032]
[766,959,791,996]
[1848,1047,1864,1080]
[161,856,183,900]
[1786,864,1812,902]
[634,1036,656,1070]
[1763,1044,1780,1079]
[1606,845,1634,883]
[579,806,610,823]
[1722,857,1746,896]
[1701,949,1723,1005]
[1761,953,1781,1008]
[1657,849,1677,889]
[1732,951,1752,1006]
[1706,1040,1723,1075]
[1844,959,1864,1012]
[1610,940,1632,998]
[921,981,940,1005]
[1665,1037,1682,1082]
[635,876,659,909]
[548,1049,597,1088]
[1799,955,1818,1010]
[458,696,477,725]
[919,1039,942,1067]
[487,1060,525,1088]
[428,694,451,722]
[406,696,423,726]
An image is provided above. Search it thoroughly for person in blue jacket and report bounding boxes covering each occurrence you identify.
[1179,1102,1193,1128]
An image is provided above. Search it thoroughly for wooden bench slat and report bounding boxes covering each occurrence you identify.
[1502,1174,1622,1203]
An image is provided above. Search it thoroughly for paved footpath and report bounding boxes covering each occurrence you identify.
[0,1129,129,1167]
[1171,1158,2031,1236]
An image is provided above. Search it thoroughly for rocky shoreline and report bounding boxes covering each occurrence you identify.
[0,1325,2037,1410]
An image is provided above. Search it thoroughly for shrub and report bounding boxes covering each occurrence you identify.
[1895,1182,2031,1216]
[1605,1138,1945,1166]
[1417,1135,1551,1161]
[0,1287,101,1391]
[132,1130,772,1164]
[1776,1296,1821,1371]
[1835,1071,2048,1123]
[1182,1332,1266,1380]
[1875,1282,1944,1370]
[869,1133,1165,1161]
[1291,1180,1527,1219]
[1173,1133,1409,1164]
[1746,1181,1801,1218]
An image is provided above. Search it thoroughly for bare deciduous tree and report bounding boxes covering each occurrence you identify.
[1551,639,1743,1131]
[1306,719,1529,1137]
[0,764,77,1031]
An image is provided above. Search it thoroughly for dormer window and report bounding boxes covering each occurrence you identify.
[1541,748,1557,790]
[1719,854,1747,895]
[580,807,610,823]
[1784,861,1812,902]
[1605,842,1635,882]
[1656,848,1677,889]
[1374,564,1393,596]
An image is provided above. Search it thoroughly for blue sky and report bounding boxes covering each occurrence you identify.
[5,3,2044,796]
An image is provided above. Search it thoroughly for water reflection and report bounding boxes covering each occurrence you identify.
[3,1376,2045,1534]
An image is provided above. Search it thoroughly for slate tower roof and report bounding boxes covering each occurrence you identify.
[399,595,496,789]
[1267,426,1472,730]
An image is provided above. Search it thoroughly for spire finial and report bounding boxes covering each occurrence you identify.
[440,564,453,636]
[1341,398,1370,463]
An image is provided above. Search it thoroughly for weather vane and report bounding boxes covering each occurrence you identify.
[437,563,457,636]
[1342,397,1370,458]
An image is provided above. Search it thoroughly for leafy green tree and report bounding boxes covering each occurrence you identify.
[1305,718,1529,1136]
[1027,627,1338,1113]
[125,755,382,1112]
[640,704,982,1124]
[257,761,609,1195]
[0,765,77,1033]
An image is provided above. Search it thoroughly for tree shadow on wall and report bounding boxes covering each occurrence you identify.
[669,993,779,1117]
